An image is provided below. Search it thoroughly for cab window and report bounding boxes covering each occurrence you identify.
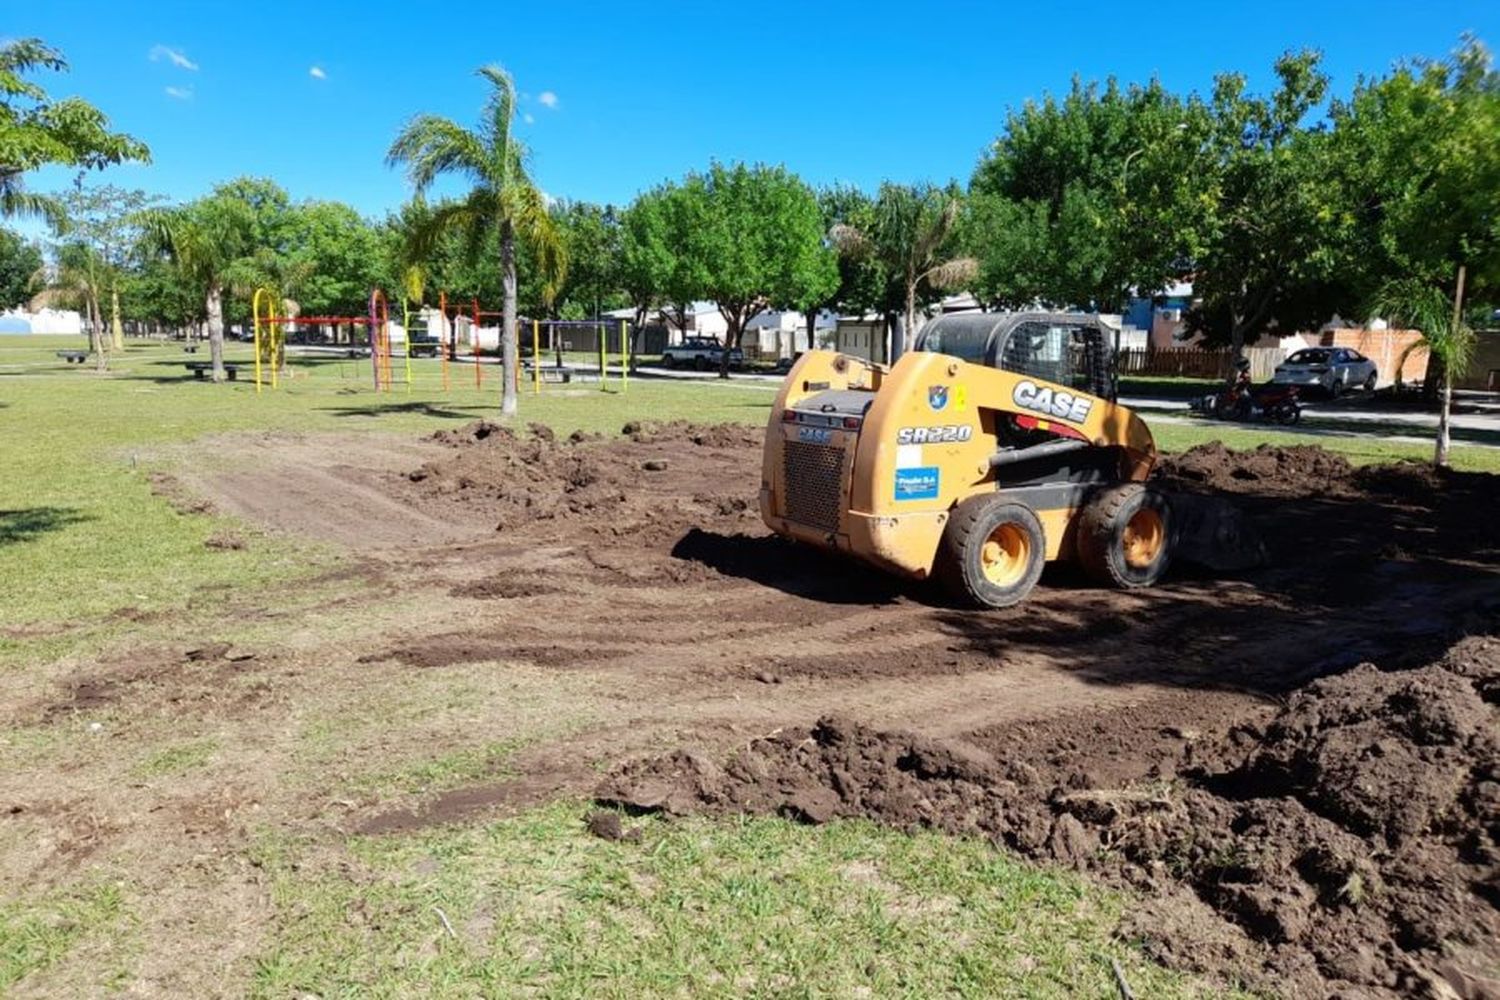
[917,323,990,363]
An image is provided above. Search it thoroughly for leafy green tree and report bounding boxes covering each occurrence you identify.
[387,64,566,416]
[54,184,158,349]
[684,162,836,375]
[1185,52,1348,358]
[0,39,148,224]
[551,200,623,319]
[144,189,259,381]
[0,226,41,308]
[1331,38,1500,334]
[620,183,705,335]
[35,242,107,367]
[834,182,974,355]
[801,185,888,350]
[1374,276,1475,466]
[121,254,199,333]
[279,200,381,317]
[968,77,1206,311]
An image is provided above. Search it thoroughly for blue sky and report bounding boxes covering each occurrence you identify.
[12,0,1500,221]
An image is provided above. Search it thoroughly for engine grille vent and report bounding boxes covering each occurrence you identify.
[782,440,845,533]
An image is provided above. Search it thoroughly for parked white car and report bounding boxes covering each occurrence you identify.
[1272,347,1378,395]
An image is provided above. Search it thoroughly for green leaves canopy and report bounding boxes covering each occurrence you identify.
[0,39,149,224]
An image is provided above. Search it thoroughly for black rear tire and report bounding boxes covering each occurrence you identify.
[937,495,1046,609]
[694,355,708,372]
[1076,483,1172,589]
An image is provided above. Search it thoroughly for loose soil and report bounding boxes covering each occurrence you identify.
[10,423,1500,997]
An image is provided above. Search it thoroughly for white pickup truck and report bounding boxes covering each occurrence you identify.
[660,336,744,371]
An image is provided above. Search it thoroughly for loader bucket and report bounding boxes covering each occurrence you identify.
[1168,493,1268,572]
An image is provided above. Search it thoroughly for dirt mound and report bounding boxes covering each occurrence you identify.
[397,420,761,541]
[621,420,762,448]
[599,633,1500,997]
[1156,442,1355,495]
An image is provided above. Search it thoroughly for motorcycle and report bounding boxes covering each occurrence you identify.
[1191,378,1302,425]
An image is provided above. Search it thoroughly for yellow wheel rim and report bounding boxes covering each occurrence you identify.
[980,523,1031,587]
[1122,507,1165,569]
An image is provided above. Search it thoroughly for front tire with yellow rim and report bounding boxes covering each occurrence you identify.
[1077,483,1171,589]
[938,495,1046,608]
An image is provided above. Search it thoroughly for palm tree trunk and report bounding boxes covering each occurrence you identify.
[1437,264,1467,469]
[206,283,226,382]
[1436,373,1453,468]
[500,219,518,417]
[110,281,125,352]
[87,297,106,372]
[904,281,919,354]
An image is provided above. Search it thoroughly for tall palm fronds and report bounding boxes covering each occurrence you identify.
[139,199,256,381]
[1373,275,1474,467]
[832,183,976,354]
[387,64,566,416]
[33,243,107,369]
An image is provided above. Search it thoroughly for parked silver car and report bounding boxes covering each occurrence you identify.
[1272,347,1378,395]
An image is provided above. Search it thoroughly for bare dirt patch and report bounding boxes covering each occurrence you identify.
[600,632,1500,998]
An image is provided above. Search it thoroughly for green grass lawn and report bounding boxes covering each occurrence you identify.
[248,803,1232,1000]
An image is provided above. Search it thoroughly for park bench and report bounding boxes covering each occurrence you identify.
[184,361,242,381]
[523,362,573,384]
[56,351,88,364]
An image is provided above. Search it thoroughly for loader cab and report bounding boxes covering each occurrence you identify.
[914,312,1119,402]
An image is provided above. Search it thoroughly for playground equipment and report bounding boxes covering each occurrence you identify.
[250,286,397,393]
[526,319,632,392]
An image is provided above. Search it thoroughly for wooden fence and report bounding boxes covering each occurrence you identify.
[1116,346,1286,381]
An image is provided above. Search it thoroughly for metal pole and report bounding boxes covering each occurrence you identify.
[620,319,628,393]
[472,298,482,390]
[532,318,541,394]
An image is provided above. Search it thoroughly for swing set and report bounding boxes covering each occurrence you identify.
[251,287,399,393]
[249,285,632,396]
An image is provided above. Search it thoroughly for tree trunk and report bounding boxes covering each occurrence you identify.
[110,281,125,352]
[500,219,518,417]
[890,312,906,365]
[86,296,106,372]
[805,307,818,356]
[719,311,738,379]
[206,283,226,382]
[1437,264,1468,468]
[904,281,919,354]
[1436,374,1453,468]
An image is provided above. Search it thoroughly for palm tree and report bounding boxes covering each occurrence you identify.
[1373,271,1475,468]
[142,196,255,382]
[832,183,977,357]
[387,64,565,416]
[33,243,107,370]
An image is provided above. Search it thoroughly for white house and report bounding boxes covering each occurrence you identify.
[0,308,84,335]
[741,309,838,358]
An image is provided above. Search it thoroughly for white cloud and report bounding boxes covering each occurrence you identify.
[149,45,198,71]
[523,112,534,124]
[537,90,558,109]
[309,65,327,80]
[164,85,193,100]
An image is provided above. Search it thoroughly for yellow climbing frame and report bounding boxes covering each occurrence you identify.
[251,287,283,393]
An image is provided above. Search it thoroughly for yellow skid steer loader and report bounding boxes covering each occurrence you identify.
[760,312,1261,608]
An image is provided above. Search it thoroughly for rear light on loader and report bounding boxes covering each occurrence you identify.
[842,416,862,429]
[781,409,799,422]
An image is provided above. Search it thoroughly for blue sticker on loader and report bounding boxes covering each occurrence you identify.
[894,466,940,501]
